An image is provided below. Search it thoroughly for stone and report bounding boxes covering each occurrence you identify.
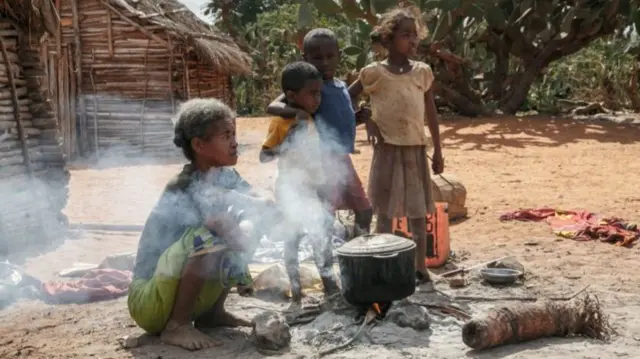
[386,299,430,331]
[251,311,291,351]
[118,335,140,349]
[448,277,467,288]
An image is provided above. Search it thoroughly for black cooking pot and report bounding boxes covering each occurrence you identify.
[336,233,416,306]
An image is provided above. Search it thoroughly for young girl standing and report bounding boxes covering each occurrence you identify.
[349,6,444,284]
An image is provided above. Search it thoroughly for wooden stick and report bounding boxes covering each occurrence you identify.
[184,54,191,98]
[70,0,88,155]
[167,36,175,113]
[318,310,376,357]
[140,39,150,153]
[88,68,99,158]
[0,35,32,176]
[100,0,168,46]
[413,302,472,321]
[106,11,113,57]
[453,285,591,303]
[139,8,188,19]
[440,256,511,277]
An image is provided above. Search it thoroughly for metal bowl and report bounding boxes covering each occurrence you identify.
[480,268,522,285]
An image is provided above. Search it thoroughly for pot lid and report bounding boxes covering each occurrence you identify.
[336,234,416,256]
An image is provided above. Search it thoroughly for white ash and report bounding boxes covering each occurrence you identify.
[385,299,431,331]
[251,311,292,351]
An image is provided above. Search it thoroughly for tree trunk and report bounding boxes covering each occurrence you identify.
[486,32,511,101]
[628,64,640,113]
[499,65,542,114]
[434,83,489,117]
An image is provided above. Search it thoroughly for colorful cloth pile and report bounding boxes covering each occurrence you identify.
[41,268,132,304]
[500,207,639,247]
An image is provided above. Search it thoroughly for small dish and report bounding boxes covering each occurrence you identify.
[480,267,522,285]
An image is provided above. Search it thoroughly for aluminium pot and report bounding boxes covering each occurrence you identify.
[336,233,416,306]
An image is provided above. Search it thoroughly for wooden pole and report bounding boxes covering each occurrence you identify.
[196,64,201,97]
[167,36,175,113]
[184,55,191,99]
[0,35,32,177]
[89,68,99,159]
[106,11,114,57]
[140,39,150,154]
[70,0,88,156]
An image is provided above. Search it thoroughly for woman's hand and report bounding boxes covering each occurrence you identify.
[365,119,384,147]
[205,214,254,251]
[355,107,371,126]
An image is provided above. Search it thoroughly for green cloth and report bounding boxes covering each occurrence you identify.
[128,226,252,334]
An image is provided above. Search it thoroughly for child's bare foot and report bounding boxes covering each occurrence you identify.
[195,309,251,329]
[160,320,222,351]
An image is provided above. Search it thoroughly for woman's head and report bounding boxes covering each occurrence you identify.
[371,6,426,57]
[172,98,238,168]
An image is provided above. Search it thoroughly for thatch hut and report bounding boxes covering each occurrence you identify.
[55,0,251,158]
[0,1,69,255]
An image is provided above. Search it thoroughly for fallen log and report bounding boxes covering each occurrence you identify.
[461,294,612,350]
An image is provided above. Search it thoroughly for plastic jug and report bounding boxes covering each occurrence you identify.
[391,202,450,268]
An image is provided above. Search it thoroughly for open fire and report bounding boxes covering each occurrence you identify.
[355,302,393,322]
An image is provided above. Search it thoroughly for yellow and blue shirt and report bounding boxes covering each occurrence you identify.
[262,116,325,187]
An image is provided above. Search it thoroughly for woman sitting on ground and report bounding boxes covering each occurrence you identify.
[128,98,273,351]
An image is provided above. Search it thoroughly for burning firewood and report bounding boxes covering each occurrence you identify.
[462,294,613,350]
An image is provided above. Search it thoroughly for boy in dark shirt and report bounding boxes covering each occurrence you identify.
[267,28,373,236]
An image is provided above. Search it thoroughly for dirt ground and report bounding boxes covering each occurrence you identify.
[1,116,640,359]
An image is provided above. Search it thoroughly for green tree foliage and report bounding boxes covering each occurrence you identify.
[226,4,349,114]
[212,0,640,116]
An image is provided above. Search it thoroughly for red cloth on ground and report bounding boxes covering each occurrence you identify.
[499,207,639,247]
[41,268,132,304]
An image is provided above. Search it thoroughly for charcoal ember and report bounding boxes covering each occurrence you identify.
[251,311,291,350]
[386,299,430,330]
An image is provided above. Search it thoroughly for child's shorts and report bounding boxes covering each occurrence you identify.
[127,226,252,334]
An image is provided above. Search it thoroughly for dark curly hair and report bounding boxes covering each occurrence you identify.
[303,28,338,53]
[172,98,235,161]
[370,6,427,48]
[281,61,323,93]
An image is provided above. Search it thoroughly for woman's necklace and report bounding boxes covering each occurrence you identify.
[384,59,411,73]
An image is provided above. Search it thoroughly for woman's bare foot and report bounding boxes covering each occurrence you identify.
[160,320,222,351]
[195,309,251,329]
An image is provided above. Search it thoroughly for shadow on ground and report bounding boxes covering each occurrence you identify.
[440,116,640,151]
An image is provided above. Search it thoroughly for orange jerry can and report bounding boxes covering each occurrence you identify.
[391,202,451,268]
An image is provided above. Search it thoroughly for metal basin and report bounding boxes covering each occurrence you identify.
[480,268,522,285]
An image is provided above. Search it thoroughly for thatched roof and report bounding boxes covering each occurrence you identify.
[1,0,251,75]
[107,0,251,75]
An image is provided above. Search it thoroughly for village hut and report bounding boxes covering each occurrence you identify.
[55,0,251,159]
[0,1,69,255]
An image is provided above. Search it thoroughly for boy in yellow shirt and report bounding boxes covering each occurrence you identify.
[260,62,339,304]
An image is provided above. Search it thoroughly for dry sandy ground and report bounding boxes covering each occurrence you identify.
[1,116,640,359]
